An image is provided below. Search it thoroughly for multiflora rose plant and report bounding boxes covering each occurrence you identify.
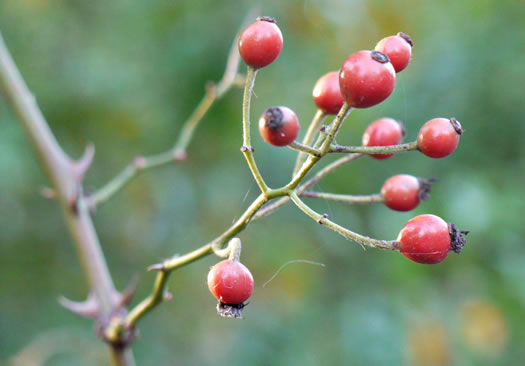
[0,13,469,364]
[204,16,468,315]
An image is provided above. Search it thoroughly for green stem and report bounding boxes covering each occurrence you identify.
[241,67,269,193]
[301,153,362,191]
[288,192,398,250]
[293,109,326,175]
[123,193,273,328]
[319,103,352,154]
[125,270,169,329]
[252,153,363,220]
[329,141,418,154]
[302,191,384,204]
[287,141,321,156]
[286,103,352,190]
[173,83,218,157]
[109,347,136,366]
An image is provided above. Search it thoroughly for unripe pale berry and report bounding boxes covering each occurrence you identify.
[339,50,396,108]
[374,32,413,73]
[238,17,283,69]
[397,214,468,264]
[362,118,405,159]
[258,106,300,146]
[417,117,464,158]
[312,71,345,115]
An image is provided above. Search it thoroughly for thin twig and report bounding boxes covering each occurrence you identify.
[253,153,363,220]
[293,109,326,175]
[289,192,398,250]
[119,193,273,330]
[240,67,269,193]
[287,140,321,157]
[90,29,246,208]
[329,141,418,154]
[302,192,384,204]
[319,103,352,154]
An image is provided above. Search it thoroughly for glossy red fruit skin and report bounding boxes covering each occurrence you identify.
[374,33,413,73]
[258,106,300,146]
[381,174,420,211]
[238,17,283,69]
[417,118,461,158]
[208,260,254,305]
[362,118,404,159]
[398,214,451,264]
[312,71,345,114]
[339,50,396,108]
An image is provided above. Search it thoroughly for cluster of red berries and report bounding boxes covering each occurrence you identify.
[207,16,469,317]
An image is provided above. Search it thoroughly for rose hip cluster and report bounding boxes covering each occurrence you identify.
[207,17,468,317]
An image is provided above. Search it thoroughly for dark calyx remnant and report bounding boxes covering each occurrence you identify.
[449,117,464,135]
[397,32,414,47]
[217,301,247,319]
[256,16,276,23]
[449,223,469,254]
[264,107,284,131]
[371,50,390,64]
[418,177,439,201]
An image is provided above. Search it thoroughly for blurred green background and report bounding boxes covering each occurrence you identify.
[1,0,525,365]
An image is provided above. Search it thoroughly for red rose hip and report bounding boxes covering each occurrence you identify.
[312,71,345,114]
[374,32,413,73]
[417,117,464,158]
[362,118,405,159]
[381,174,433,212]
[238,16,283,69]
[339,50,396,108]
[397,214,468,264]
[208,259,254,305]
[258,106,300,146]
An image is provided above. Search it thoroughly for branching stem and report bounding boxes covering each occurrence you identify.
[293,109,326,174]
[289,192,398,250]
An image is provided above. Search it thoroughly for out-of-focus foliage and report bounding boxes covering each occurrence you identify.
[1,0,525,364]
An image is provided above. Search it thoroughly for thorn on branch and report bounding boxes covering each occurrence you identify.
[86,196,97,215]
[147,263,164,272]
[71,143,95,183]
[317,213,328,224]
[173,150,187,161]
[58,292,100,319]
[240,145,255,153]
[114,275,138,308]
[164,291,173,302]
[132,156,146,170]
[40,186,57,199]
